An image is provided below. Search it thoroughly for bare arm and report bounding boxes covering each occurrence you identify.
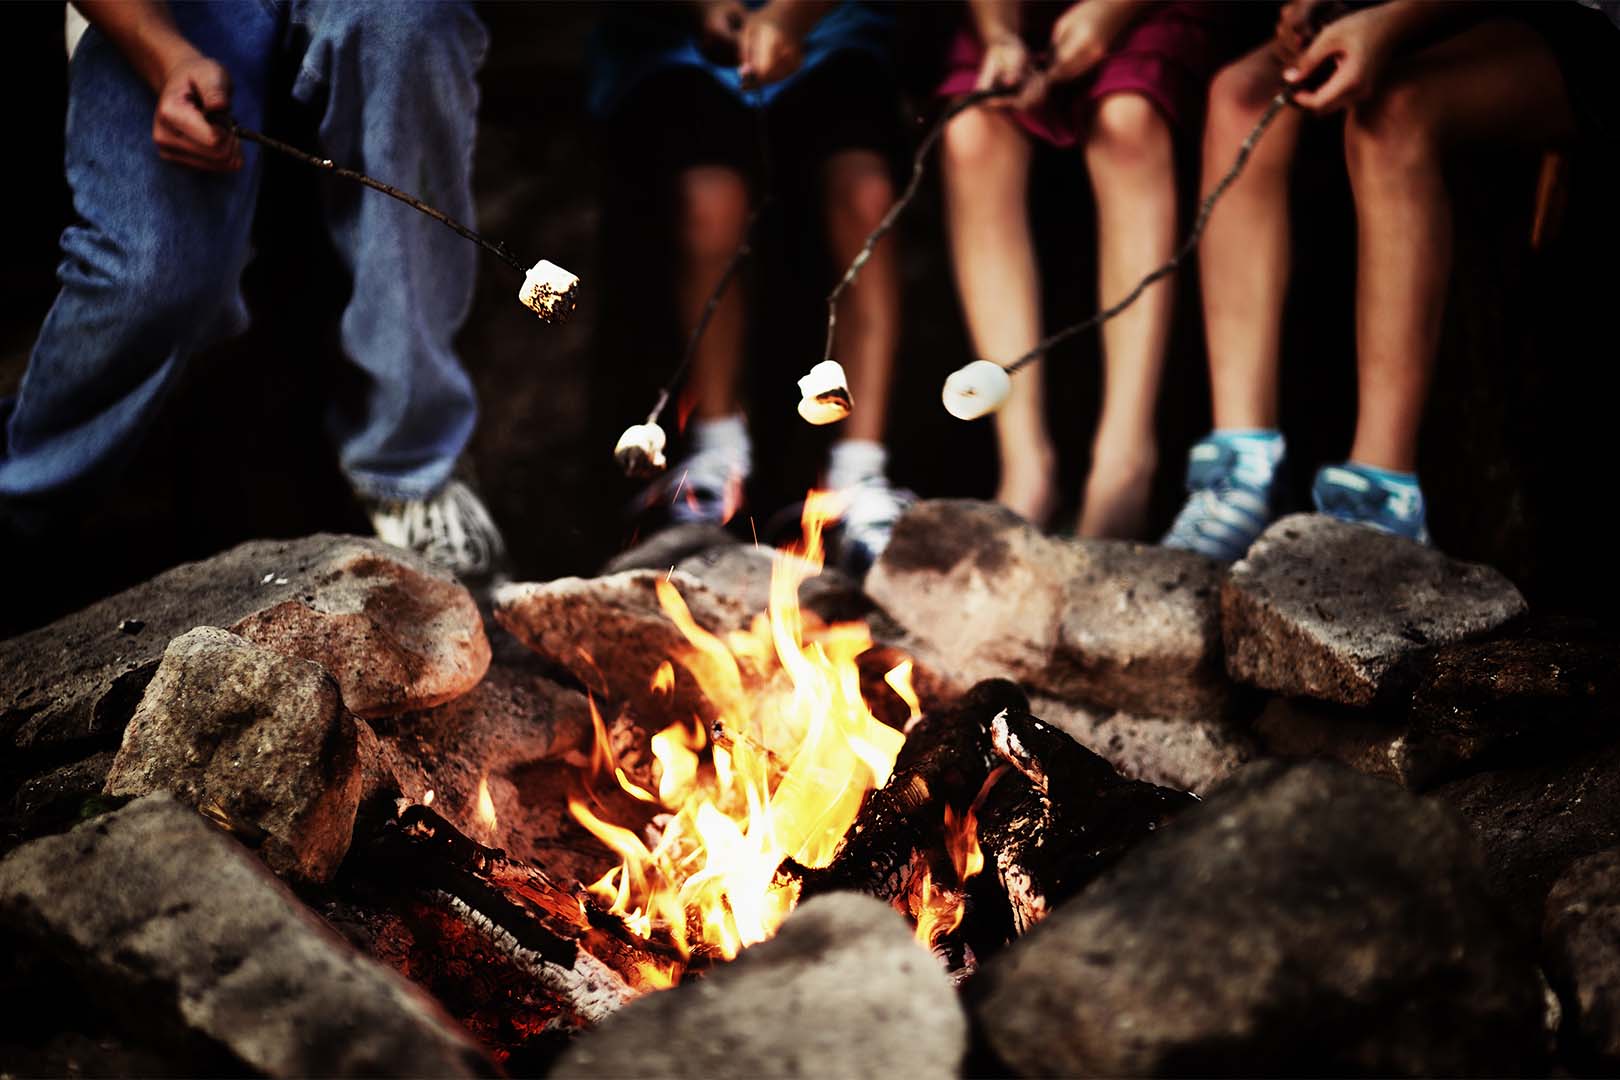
[739,0,838,87]
[1286,0,1480,112]
[72,0,240,170]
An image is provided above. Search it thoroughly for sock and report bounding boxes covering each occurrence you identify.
[827,439,887,491]
[1211,428,1285,467]
[1210,428,1284,488]
[690,414,752,473]
[1344,461,1420,493]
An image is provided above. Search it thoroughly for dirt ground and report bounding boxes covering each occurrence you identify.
[4,2,1618,635]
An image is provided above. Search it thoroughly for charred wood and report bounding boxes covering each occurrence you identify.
[978,705,1199,935]
[353,806,674,1013]
[793,679,1024,901]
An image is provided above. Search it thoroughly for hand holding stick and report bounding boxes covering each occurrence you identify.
[199,103,579,323]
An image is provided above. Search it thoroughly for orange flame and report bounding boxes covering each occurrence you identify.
[474,774,497,838]
[568,491,906,971]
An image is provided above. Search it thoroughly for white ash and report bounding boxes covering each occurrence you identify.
[439,891,636,1025]
[796,360,853,426]
[518,259,580,323]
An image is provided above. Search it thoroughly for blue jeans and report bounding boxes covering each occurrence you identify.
[0,0,489,511]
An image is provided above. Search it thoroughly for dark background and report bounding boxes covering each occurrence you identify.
[3,2,1616,636]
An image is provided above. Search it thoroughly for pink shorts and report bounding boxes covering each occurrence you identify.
[936,2,1249,148]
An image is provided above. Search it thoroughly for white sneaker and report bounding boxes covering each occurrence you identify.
[835,475,915,575]
[366,479,508,580]
[664,446,748,525]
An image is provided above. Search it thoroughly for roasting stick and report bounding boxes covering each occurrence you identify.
[200,105,580,323]
[616,89,776,478]
[940,85,1297,417]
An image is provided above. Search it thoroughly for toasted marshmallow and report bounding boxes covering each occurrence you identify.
[942,361,1012,420]
[796,360,853,426]
[614,422,667,478]
[518,259,580,323]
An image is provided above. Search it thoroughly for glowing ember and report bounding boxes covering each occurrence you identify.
[422,789,435,807]
[568,491,907,974]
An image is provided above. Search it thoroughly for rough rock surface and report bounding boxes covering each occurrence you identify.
[866,500,1229,719]
[494,569,750,727]
[230,546,489,719]
[0,794,495,1078]
[1251,696,1422,788]
[369,651,595,862]
[1032,695,1256,796]
[102,628,363,884]
[1224,514,1527,705]
[973,761,1542,1077]
[601,523,739,575]
[1544,849,1620,1068]
[0,534,488,760]
[1432,740,1620,937]
[674,543,871,626]
[553,893,966,1079]
[1406,628,1620,785]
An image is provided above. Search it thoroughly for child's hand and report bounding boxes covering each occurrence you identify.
[739,7,805,88]
[1047,0,1135,86]
[1283,5,1400,113]
[975,32,1044,110]
[696,0,746,65]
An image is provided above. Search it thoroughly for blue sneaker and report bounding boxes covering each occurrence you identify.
[835,476,916,577]
[1311,463,1430,544]
[1161,433,1284,561]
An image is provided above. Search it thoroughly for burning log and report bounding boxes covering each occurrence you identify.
[979,706,1197,934]
[356,805,677,1021]
[793,679,1021,902]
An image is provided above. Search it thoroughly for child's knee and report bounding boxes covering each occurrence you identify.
[1086,93,1172,168]
[824,153,895,232]
[1206,58,1277,146]
[942,107,1007,172]
[1345,82,1440,172]
[677,167,750,260]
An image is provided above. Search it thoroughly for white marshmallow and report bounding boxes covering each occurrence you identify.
[518,259,580,323]
[614,422,667,478]
[942,361,1012,420]
[796,360,853,426]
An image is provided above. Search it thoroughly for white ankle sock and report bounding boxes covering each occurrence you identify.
[827,439,887,491]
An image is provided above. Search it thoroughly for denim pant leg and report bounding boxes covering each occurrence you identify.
[0,3,278,509]
[286,1,489,502]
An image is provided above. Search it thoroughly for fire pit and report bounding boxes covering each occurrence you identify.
[3,499,1617,1077]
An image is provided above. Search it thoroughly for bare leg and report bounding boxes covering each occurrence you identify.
[1199,46,1306,431]
[1343,20,1574,471]
[676,165,751,421]
[941,105,1057,526]
[822,148,900,446]
[1077,92,1178,539]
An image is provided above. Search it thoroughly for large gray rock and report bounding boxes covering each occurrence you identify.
[1031,695,1256,796]
[230,545,490,719]
[866,500,1230,720]
[0,794,495,1078]
[602,522,740,575]
[553,893,965,1079]
[0,534,489,758]
[1405,628,1620,785]
[102,628,363,884]
[1224,514,1527,705]
[1432,741,1620,938]
[370,653,594,863]
[1251,696,1423,788]
[675,543,872,626]
[494,569,750,727]
[1544,849,1620,1068]
[973,761,1542,1077]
